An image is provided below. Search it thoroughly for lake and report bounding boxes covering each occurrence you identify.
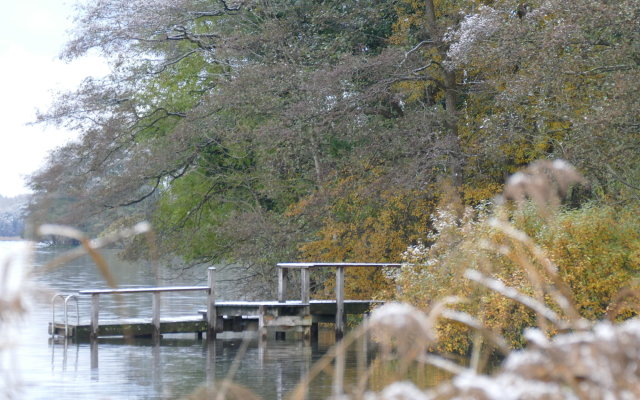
[0,241,360,399]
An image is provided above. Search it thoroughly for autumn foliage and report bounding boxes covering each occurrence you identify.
[398,177,640,354]
[26,0,640,306]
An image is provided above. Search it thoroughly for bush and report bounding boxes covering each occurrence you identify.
[398,200,640,354]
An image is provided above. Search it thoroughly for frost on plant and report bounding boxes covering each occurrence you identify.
[445,6,500,70]
[363,315,640,400]
[364,381,431,400]
[368,302,435,360]
[501,159,586,217]
[400,201,491,287]
[445,318,640,400]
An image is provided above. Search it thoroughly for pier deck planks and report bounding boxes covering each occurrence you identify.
[49,315,207,340]
[50,300,382,340]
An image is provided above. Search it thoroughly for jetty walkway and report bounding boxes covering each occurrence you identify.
[49,262,401,342]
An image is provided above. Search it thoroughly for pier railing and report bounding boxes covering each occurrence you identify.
[276,263,402,337]
[54,264,402,341]
[77,267,216,340]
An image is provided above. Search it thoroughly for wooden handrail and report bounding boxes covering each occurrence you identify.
[79,286,208,295]
[276,262,402,338]
[79,267,216,341]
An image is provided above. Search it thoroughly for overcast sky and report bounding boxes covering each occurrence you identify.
[0,1,108,197]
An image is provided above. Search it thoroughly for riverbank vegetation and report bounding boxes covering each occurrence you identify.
[281,163,640,399]
[398,162,640,353]
[27,0,639,357]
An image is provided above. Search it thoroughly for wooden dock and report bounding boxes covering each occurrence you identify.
[49,315,207,340]
[49,300,381,341]
[50,263,400,342]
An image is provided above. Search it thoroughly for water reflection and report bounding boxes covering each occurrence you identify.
[1,242,348,399]
[1,242,446,399]
[47,333,339,399]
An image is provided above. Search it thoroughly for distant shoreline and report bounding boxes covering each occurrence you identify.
[0,236,22,241]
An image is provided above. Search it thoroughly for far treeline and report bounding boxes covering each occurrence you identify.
[0,195,27,237]
[28,0,639,351]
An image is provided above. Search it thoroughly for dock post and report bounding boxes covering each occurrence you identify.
[206,339,217,389]
[90,293,100,340]
[152,291,161,341]
[335,266,345,340]
[90,339,99,371]
[301,267,310,304]
[258,305,267,340]
[278,267,287,303]
[207,267,216,340]
[311,322,319,342]
[301,267,311,343]
[333,340,345,397]
[357,319,369,381]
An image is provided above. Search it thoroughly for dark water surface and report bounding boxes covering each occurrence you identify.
[1,241,348,400]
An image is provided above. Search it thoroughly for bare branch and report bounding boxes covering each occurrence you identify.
[400,40,434,66]
[564,64,635,75]
[107,176,162,208]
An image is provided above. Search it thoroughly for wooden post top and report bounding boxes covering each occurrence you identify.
[276,262,402,269]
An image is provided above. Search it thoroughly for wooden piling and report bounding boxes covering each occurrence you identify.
[207,267,216,340]
[90,339,99,369]
[301,267,309,304]
[276,262,402,340]
[259,305,267,340]
[333,340,345,397]
[278,267,287,303]
[335,266,345,339]
[90,293,100,340]
[152,291,161,340]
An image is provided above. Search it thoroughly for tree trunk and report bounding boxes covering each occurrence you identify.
[425,0,464,186]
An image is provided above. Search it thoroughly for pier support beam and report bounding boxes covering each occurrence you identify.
[333,339,345,397]
[90,338,99,370]
[90,294,100,340]
[311,322,319,342]
[207,267,217,340]
[301,267,310,304]
[335,266,345,340]
[152,291,161,341]
[259,305,267,340]
[278,268,288,303]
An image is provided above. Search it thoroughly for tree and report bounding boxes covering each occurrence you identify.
[28,0,640,300]
[29,0,407,295]
[442,0,640,200]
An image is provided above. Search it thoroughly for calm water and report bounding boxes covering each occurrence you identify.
[0,241,357,400]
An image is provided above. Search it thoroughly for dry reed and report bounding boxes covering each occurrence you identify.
[283,160,639,399]
[5,160,639,400]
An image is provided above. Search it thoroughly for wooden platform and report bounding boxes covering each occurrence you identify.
[49,316,207,340]
[50,263,400,341]
[207,300,382,322]
[50,300,382,341]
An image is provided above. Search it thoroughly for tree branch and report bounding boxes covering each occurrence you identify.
[107,176,162,208]
[153,50,198,73]
[564,65,635,75]
[606,164,640,193]
[400,40,434,67]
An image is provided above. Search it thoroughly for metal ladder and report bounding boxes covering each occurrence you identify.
[51,293,80,338]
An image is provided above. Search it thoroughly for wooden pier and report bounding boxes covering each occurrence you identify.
[50,263,401,342]
[49,315,208,340]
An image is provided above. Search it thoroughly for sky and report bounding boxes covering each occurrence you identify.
[0,1,108,197]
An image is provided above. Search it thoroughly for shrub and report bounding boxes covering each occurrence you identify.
[397,161,640,354]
